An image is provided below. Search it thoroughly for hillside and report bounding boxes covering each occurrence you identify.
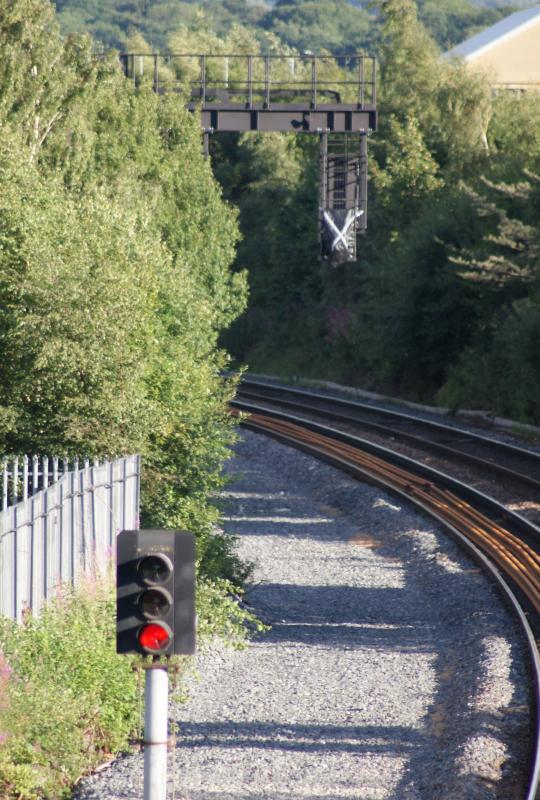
[54,0,519,52]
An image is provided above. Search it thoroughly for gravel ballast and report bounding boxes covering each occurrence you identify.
[76,429,533,800]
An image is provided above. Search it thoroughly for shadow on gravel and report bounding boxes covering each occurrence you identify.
[254,620,433,652]
[373,537,532,800]
[216,489,351,542]
[176,720,423,756]
[215,436,532,799]
[249,583,435,652]
[222,515,344,542]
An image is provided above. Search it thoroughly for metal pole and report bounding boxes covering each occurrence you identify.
[264,56,270,108]
[200,55,206,104]
[319,131,328,209]
[12,457,19,503]
[359,132,368,232]
[153,54,159,93]
[22,455,28,502]
[319,132,328,255]
[2,458,7,511]
[247,55,253,109]
[144,666,169,800]
[32,455,38,495]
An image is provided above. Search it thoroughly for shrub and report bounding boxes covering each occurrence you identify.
[438,298,540,423]
[0,576,139,799]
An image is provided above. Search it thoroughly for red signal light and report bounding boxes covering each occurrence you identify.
[138,622,172,654]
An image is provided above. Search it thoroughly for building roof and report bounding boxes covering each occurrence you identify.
[446,5,540,61]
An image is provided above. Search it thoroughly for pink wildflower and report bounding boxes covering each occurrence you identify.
[0,651,11,743]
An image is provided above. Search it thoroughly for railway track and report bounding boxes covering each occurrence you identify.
[237,377,540,504]
[232,378,540,800]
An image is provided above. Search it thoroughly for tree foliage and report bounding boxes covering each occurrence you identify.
[54,0,523,52]
[416,0,517,50]
[209,0,540,422]
[0,0,250,600]
[261,0,372,55]
[42,0,540,425]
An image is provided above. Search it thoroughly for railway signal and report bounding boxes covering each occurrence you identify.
[116,529,196,656]
[116,530,195,800]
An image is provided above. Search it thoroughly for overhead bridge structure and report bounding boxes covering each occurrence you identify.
[121,53,378,264]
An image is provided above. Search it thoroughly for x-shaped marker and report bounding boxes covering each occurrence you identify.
[323,209,364,251]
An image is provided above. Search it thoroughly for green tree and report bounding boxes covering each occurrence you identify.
[437,172,540,419]
[378,0,441,121]
[438,297,540,421]
[261,0,372,55]
[348,188,487,394]
[417,0,517,50]
[0,0,249,588]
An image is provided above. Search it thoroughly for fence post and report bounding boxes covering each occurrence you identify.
[22,455,29,501]
[108,459,114,549]
[32,455,39,495]
[12,458,19,505]
[71,461,78,584]
[2,458,7,511]
[80,462,87,575]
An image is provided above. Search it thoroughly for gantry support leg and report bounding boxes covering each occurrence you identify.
[359,133,368,233]
[319,132,328,256]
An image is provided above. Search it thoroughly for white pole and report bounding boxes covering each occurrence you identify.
[144,667,169,800]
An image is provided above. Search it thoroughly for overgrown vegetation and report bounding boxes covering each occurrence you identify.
[52,0,540,424]
[54,0,519,52]
[0,579,138,799]
[0,0,248,572]
[0,571,263,799]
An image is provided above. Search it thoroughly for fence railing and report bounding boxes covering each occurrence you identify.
[121,53,377,109]
[0,455,140,621]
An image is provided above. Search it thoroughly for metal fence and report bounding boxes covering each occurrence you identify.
[0,455,140,621]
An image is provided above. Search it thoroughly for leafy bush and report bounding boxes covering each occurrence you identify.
[0,569,266,800]
[438,299,540,422]
[0,1,250,583]
[0,577,138,799]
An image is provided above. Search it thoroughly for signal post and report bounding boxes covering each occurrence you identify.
[116,529,196,800]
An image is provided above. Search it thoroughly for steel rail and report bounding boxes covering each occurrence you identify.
[231,402,540,800]
[238,378,540,492]
[233,400,540,543]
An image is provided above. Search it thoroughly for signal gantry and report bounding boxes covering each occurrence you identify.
[121,53,377,265]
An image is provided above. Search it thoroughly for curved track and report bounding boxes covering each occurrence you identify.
[231,382,540,800]
[238,377,540,494]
